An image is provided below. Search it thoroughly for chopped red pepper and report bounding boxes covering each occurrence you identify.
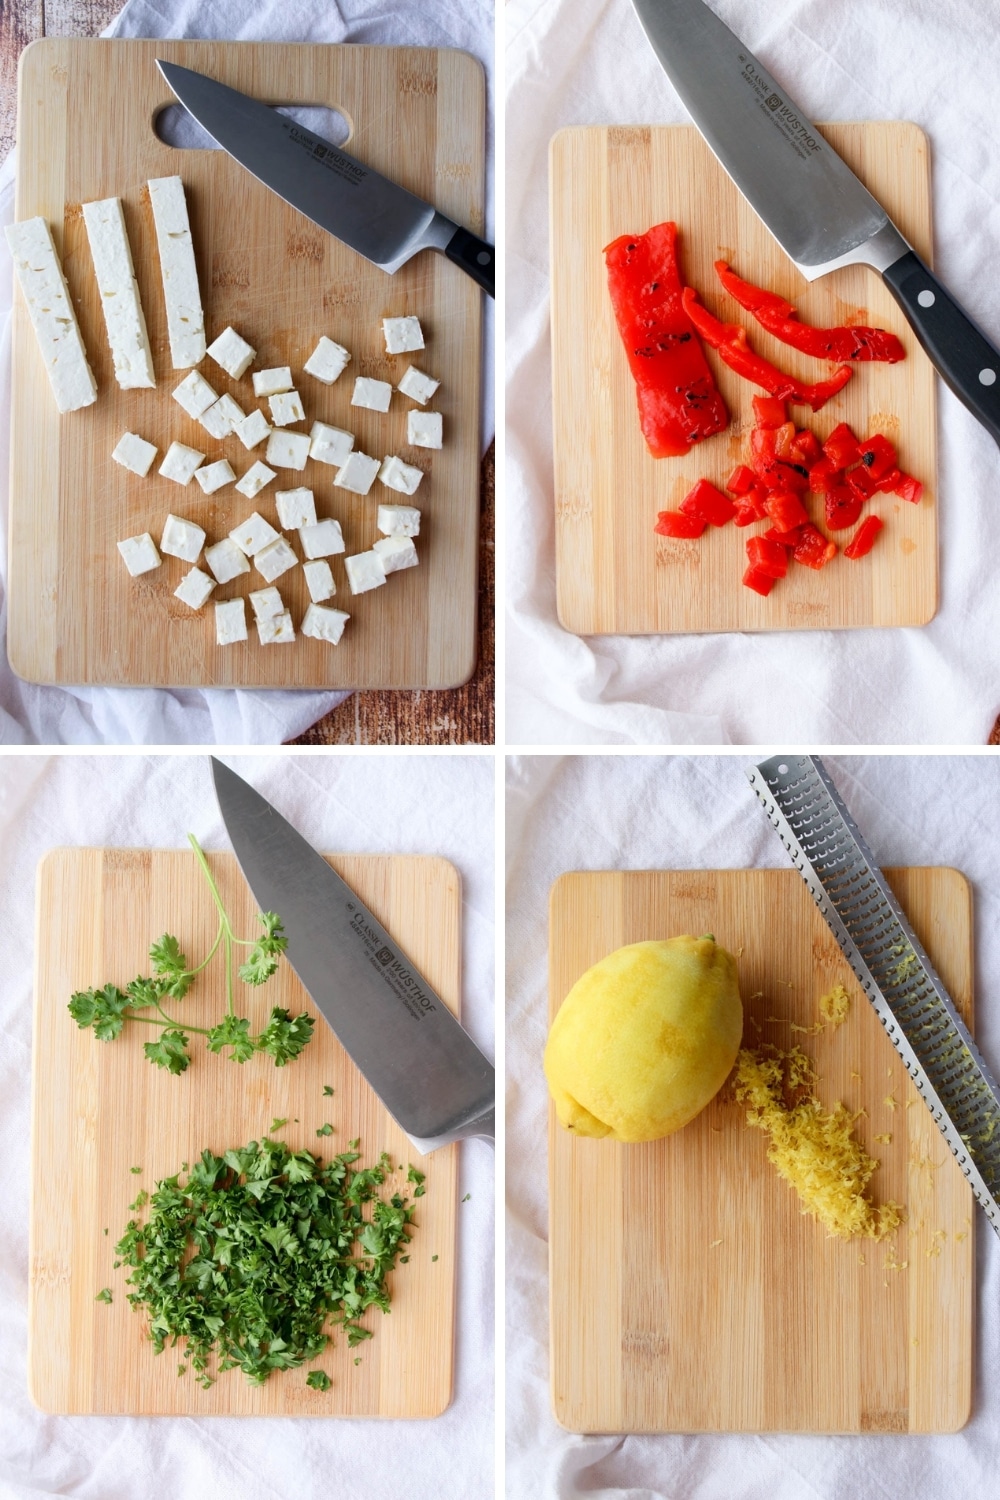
[844,515,884,558]
[726,464,756,496]
[793,524,838,570]
[604,223,729,458]
[764,490,810,531]
[679,478,736,527]
[789,428,821,467]
[752,395,788,429]
[893,472,924,504]
[764,525,806,547]
[733,503,759,528]
[743,564,777,596]
[808,456,840,493]
[714,262,906,363]
[681,287,854,411]
[654,510,707,539]
[856,432,897,479]
[822,422,860,468]
[873,466,903,495]
[746,535,789,579]
[825,489,864,530]
[750,426,809,493]
[846,465,880,501]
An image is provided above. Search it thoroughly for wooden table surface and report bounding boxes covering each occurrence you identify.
[0,0,494,747]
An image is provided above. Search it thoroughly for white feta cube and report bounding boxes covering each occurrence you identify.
[344,550,387,595]
[204,537,251,585]
[299,518,345,559]
[81,196,155,390]
[215,597,247,645]
[249,586,284,621]
[351,376,392,412]
[199,392,245,439]
[230,512,280,556]
[382,315,424,354]
[172,369,218,419]
[174,566,215,610]
[254,536,299,583]
[303,559,335,603]
[268,389,305,427]
[334,451,380,496]
[159,440,206,486]
[147,176,205,368]
[257,609,295,645]
[252,366,293,397]
[373,535,418,573]
[207,325,255,379]
[112,431,157,477]
[117,531,161,577]
[266,429,311,470]
[407,410,443,449]
[302,603,350,644]
[236,460,277,499]
[378,454,424,495]
[160,512,206,563]
[397,365,440,405]
[194,459,236,495]
[5,217,97,412]
[234,409,272,450]
[309,421,354,467]
[376,504,421,538]
[275,487,316,530]
[303,336,351,384]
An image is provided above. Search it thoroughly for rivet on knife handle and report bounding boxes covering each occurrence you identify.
[747,753,1000,1238]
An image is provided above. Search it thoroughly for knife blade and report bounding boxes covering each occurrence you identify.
[156,59,494,297]
[211,758,494,1155]
[631,0,1000,447]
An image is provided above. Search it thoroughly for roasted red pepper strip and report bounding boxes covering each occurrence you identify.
[604,223,729,458]
[681,287,854,411]
[844,515,884,558]
[714,261,906,363]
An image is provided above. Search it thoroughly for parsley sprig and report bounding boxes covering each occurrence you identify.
[68,835,312,1075]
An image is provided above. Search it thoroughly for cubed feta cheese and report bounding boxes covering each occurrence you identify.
[303,559,335,602]
[376,504,421,538]
[252,366,293,397]
[160,512,206,563]
[207,325,255,379]
[382,315,424,354]
[266,429,311,470]
[147,176,205,368]
[407,410,443,449]
[396,365,440,405]
[204,537,251,585]
[112,431,157,477]
[299,518,345,559]
[5,217,98,412]
[236,460,277,499]
[199,392,246,439]
[254,536,299,583]
[378,454,424,495]
[373,535,418,573]
[194,459,236,495]
[257,610,295,645]
[249,586,284,621]
[81,196,155,390]
[234,409,272,450]
[302,603,350,644]
[117,531,161,577]
[174,566,215,610]
[309,421,354,467]
[334,451,380,496]
[159,440,206,485]
[230,512,280,556]
[275,487,316,530]
[268,389,305,427]
[344,550,387,595]
[351,376,392,412]
[303,336,351,384]
[172,369,219,419]
[215,597,247,645]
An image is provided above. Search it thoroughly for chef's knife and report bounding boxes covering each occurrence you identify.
[156,59,494,297]
[211,758,494,1154]
[631,0,1000,446]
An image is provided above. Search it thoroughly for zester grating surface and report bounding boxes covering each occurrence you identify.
[748,753,1000,1238]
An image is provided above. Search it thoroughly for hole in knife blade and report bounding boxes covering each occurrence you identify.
[154,103,350,151]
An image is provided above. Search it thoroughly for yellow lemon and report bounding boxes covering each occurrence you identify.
[544,935,743,1142]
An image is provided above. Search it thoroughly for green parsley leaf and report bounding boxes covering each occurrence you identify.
[238,913,289,986]
[462,1193,471,1202]
[269,1117,289,1132]
[256,1009,315,1066]
[95,1288,113,1304]
[431,1255,439,1262]
[129,1190,149,1211]
[316,1123,334,1137]
[206,1015,255,1064]
[323,1085,334,1096]
[130,1166,142,1174]
[143,1029,190,1075]
[306,1370,332,1391]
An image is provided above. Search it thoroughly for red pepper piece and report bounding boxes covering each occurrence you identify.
[746,535,789,579]
[733,503,758,527]
[793,524,838,570]
[604,223,729,458]
[846,465,880,501]
[825,488,864,530]
[808,456,841,493]
[750,428,809,493]
[764,525,806,547]
[822,422,860,468]
[679,478,736,526]
[789,428,821,467]
[682,287,854,410]
[893,472,924,504]
[764,489,810,531]
[844,515,884,558]
[714,261,906,363]
[752,395,788,428]
[873,466,903,495]
[654,510,707,539]
[856,432,897,479]
[726,463,757,496]
[743,564,777,596]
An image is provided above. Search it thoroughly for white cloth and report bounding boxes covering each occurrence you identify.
[505,752,1000,1498]
[0,0,494,745]
[505,0,1000,745]
[0,752,494,1499]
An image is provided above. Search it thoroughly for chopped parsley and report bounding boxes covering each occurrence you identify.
[323,1085,334,1096]
[270,1118,289,1133]
[95,1288,113,1304]
[316,1123,334,1137]
[306,1370,331,1392]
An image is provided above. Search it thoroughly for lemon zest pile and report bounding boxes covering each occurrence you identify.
[818,983,851,1026]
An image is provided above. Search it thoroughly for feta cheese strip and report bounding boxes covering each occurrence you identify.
[5,217,97,413]
[147,176,206,368]
[81,198,155,389]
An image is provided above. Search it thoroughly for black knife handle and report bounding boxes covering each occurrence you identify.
[883,249,1000,447]
[444,226,494,298]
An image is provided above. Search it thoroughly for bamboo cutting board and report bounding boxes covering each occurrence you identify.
[9,40,484,688]
[30,848,460,1416]
[549,867,973,1434]
[550,123,936,634]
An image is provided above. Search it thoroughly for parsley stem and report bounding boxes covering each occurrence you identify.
[185,918,225,978]
[127,1015,212,1036]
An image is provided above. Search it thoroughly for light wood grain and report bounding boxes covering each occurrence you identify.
[30,848,460,1417]
[548,867,973,1434]
[9,39,484,688]
[550,123,936,634]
